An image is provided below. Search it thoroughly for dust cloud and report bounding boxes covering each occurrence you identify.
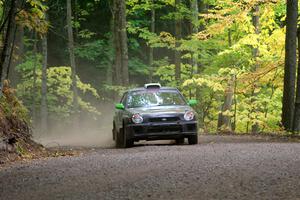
[34,102,115,148]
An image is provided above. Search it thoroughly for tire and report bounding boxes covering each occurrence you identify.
[188,135,198,145]
[175,138,184,145]
[116,127,133,148]
[115,128,124,148]
[123,127,134,148]
[112,123,116,141]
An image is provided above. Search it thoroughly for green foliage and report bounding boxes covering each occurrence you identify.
[75,40,111,62]
[0,90,29,123]
[11,0,290,133]
[104,84,138,97]
[16,0,49,34]
[15,142,26,155]
[129,57,148,75]
[150,0,286,132]
[16,54,100,122]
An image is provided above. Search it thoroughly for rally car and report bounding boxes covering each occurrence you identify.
[112,83,198,148]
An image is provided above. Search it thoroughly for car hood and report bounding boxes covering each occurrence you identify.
[127,105,192,115]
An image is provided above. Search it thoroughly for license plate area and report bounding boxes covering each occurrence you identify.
[147,125,182,133]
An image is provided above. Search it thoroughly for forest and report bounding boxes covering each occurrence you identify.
[0,0,300,136]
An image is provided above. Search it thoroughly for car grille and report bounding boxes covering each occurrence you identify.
[186,124,196,132]
[147,125,182,133]
[133,125,182,134]
[148,117,180,123]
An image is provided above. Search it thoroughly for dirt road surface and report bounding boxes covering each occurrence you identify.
[0,135,300,200]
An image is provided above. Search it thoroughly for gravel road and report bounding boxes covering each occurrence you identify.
[0,135,300,200]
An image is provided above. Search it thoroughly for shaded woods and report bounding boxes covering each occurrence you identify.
[0,0,300,135]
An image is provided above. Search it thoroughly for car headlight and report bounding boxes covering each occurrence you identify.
[132,113,143,124]
[184,111,195,121]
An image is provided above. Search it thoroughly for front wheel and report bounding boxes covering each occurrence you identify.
[188,135,198,145]
[175,138,184,145]
[115,128,124,148]
[112,123,116,141]
[123,128,134,148]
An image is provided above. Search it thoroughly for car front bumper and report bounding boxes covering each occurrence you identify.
[125,121,198,141]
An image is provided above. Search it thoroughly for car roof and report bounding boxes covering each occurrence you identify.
[127,87,179,93]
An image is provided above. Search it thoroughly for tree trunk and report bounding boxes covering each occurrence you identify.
[217,74,235,132]
[191,0,198,70]
[106,18,114,86]
[40,31,48,135]
[67,0,79,116]
[149,0,155,82]
[195,0,206,128]
[9,24,23,87]
[282,0,298,130]
[232,73,237,131]
[217,28,235,132]
[0,0,17,89]
[32,32,38,125]
[5,22,17,81]
[120,0,129,86]
[251,5,260,133]
[293,27,300,132]
[188,0,198,99]
[7,0,23,87]
[0,1,10,36]
[113,0,129,86]
[174,0,181,84]
[113,0,122,86]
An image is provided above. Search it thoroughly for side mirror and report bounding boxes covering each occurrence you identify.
[115,103,125,110]
[188,99,198,106]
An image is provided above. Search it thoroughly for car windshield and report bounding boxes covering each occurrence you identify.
[127,90,186,108]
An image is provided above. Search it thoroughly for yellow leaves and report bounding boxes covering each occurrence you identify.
[16,10,49,34]
[164,0,175,6]
[47,66,100,100]
[26,0,47,12]
[240,66,273,82]
[197,0,250,38]
[158,32,176,48]
[218,68,239,76]
[196,32,210,40]
[15,0,48,34]
[196,0,283,42]
[202,13,225,21]
[219,110,234,117]
[263,28,285,58]
[182,79,194,87]
[155,64,176,86]
[183,77,225,92]
[129,25,176,48]
[238,34,259,47]
[17,65,101,120]
[77,82,100,98]
[78,98,101,118]
[133,0,286,133]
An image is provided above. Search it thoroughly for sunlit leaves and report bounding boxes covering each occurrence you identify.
[183,77,224,92]
[15,0,49,34]
[16,55,100,121]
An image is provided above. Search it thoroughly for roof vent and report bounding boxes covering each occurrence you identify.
[144,83,161,89]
